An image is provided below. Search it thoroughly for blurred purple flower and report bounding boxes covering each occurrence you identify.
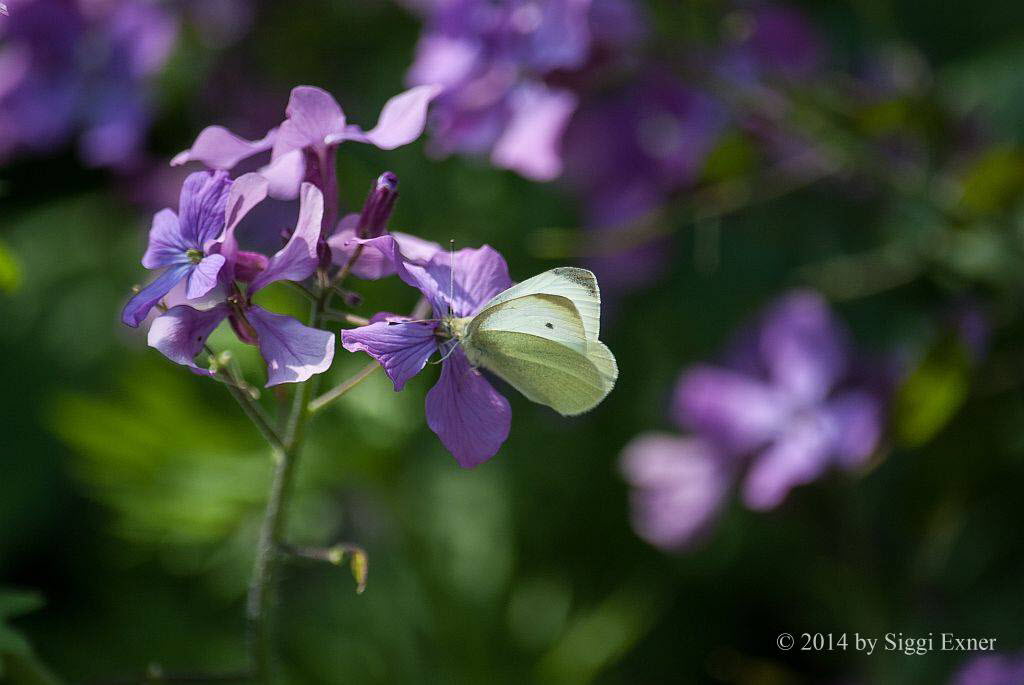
[950,653,1024,685]
[622,291,889,550]
[147,180,336,386]
[405,0,644,180]
[0,0,176,167]
[172,84,441,199]
[620,434,731,550]
[718,4,825,82]
[676,291,886,510]
[341,238,512,467]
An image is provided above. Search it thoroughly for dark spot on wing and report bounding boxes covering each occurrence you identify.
[545,322,554,329]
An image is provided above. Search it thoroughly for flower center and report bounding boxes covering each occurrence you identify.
[186,248,204,264]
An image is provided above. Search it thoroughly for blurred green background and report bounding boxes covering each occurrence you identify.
[3,1,1024,683]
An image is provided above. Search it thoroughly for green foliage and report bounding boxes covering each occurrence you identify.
[894,338,972,446]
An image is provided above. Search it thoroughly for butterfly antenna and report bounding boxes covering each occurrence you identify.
[431,339,460,364]
[448,239,455,316]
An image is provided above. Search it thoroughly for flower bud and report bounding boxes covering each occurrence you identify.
[356,171,399,238]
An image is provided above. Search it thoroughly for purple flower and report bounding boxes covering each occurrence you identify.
[146,180,336,386]
[621,291,888,551]
[0,0,177,166]
[718,4,825,82]
[171,84,442,199]
[950,653,1024,685]
[121,170,233,327]
[620,434,731,550]
[674,291,886,510]
[340,238,513,467]
[405,0,644,180]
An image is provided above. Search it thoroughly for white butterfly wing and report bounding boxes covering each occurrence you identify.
[479,267,602,340]
[464,293,617,416]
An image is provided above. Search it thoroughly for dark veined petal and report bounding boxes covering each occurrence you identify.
[246,306,335,386]
[147,304,229,373]
[177,170,232,249]
[121,262,192,327]
[141,208,187,269]
[341,318,438,391]
[425,348,511,468]
[185,253,226,299]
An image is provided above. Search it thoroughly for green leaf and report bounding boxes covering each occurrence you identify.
[0,240,22,294]
[957,147,1024,215]
[894,338,972,446]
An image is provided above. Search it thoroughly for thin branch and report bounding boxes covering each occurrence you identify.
[308,361,381,414]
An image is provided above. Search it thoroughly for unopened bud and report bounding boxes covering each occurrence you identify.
[356,171,399,238]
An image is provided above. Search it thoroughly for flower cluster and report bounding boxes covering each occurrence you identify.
[123,84,438,384]
[124,81,533,467]
[403,0,644,181]
[621,291,890,550]
[0,0,177,167]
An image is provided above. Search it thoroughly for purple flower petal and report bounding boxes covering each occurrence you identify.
[185,253,226,299]
[759,290,848,406]
[673,365,786,454]
[741,412,835,510]
[491,84,576,181]
[247,306,335,386]
[178,170,232,249]
[215,171,269,268]
[259,148,306,200]
[249,182,324,292]
[357,237,510,316]
[171,125,276,169]
[147,304,229,372]
[426,348,511,468]
[620,433,731,550]
[121,262,192,327]
[327,224,441,280]
[277,86,346,152]
[141,208,188,269]
[823,391,883,469]
[338,84,441,149]
[950,653,1024,685]
[341,318,439,391]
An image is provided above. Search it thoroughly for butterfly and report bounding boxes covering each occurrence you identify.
[446,267,618,416]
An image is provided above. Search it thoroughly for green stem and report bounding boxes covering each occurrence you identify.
[246,294,326,681]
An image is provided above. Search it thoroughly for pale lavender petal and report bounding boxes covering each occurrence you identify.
[341,318,438,390]
[620,433,731,550]
[759,291,848,406]
[147,304,229,372]
[170,125,276,168]
[281,85,345,150]
[122,262,192,327]
[185,253,226,299]
[407,35,479,87]
[491,84,576,181]
[823,391,883,469]
[247,306,336,386]
[215,171,269,266]
[673,365,786,453]
[742,413,835,511]
[249,183,324,292]
[141,208,187,269]
[328,227,441,280]
[178,170,232,248]
[259,148,306,200]
[426,349,511,468]
[337,84,442,149]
